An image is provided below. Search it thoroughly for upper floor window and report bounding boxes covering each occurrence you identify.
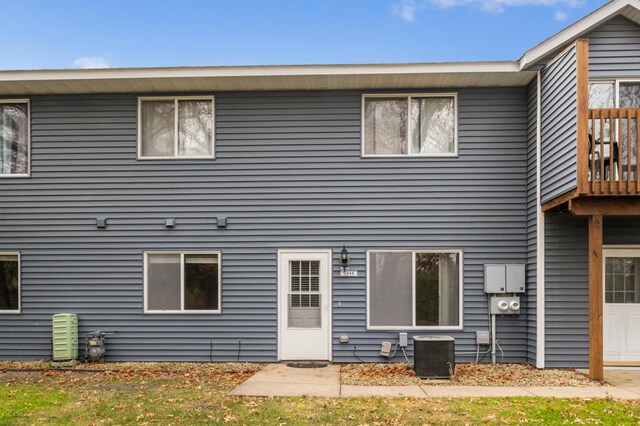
[0,100,29,176]
[138,97,214,159]
[589,81,640,108]
[362,94,457,157]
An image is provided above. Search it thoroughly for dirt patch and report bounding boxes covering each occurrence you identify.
[0,361,263,389]
[341,363,606,387]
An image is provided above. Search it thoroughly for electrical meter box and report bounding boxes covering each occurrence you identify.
[52,313,78,361]
[484,264,525,294]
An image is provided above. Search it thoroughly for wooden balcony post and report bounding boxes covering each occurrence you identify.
[576,39,589,194]
[588,214,603,381]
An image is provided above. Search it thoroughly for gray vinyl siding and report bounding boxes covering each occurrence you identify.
[545,213,640,368]
[525,79,538,365]
[0,88,529,363]
[539,45,578,205]
[587,16,640,79]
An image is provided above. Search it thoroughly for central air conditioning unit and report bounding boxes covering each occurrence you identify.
[413,335,455,379]
[52,313,78,365]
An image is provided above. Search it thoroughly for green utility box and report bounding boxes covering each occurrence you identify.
[52,313,78,361]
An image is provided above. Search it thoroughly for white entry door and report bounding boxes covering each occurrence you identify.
[278,250,331,361]
[604,249,640,364]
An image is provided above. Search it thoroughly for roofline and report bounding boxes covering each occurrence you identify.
[0,61,521,83]
[519,0,640,69]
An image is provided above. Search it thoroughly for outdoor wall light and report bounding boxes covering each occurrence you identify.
[216,217,227,228]
[96,217,107,229]
[165,218,176,228]
[340,245,350,270]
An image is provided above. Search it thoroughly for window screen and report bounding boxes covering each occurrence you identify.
[368,252,413,327]
[146,254,181,311]
[363,98,408,155]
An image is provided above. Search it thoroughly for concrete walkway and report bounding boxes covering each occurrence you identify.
[229,364,640,399]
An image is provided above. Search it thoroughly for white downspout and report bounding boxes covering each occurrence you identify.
[536,70,546,369]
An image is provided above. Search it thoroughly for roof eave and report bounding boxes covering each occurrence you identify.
[519,0,640,70]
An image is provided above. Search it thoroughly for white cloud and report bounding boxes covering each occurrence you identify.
[73,56,110,69]
[554,10,568,21]
[398,0,584,17]
[393,0,418,22]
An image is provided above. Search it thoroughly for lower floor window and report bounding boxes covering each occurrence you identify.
[367,250,461,329]
[144,251,220,313]
[0,253,20,312]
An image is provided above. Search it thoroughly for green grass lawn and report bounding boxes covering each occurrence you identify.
[1,365,639,425]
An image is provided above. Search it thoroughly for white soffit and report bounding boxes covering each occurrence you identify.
[520,0,640,70]
[0,62,533,94]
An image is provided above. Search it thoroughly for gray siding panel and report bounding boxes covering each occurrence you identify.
[0,88,529,363]
[545,214,640,368]
[540,46,578,204]
[526,79,538,365]
[587,16,640,79]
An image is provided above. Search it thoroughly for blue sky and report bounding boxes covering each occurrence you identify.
[1,0,608,70]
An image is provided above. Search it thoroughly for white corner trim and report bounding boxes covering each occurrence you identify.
[535,71,546,369]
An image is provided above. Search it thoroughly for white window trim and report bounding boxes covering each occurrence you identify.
[143,250,222,314]
[0,252,21,314]
[361,93,458,158]
[137,96,215,160]
[365,249,464,331]
[0,99,31,178]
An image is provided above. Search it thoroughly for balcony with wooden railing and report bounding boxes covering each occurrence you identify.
[585,108,640,196]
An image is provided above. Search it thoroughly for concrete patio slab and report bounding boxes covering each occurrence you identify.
[228,363,340,397]
[421,386,534,398]
[341,385,426,398]
[229,364,640,399]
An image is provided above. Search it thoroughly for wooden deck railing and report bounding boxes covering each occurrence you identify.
[586,108,640,195]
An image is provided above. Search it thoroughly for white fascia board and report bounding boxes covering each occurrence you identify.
[0,61,521,83]
[519,0,640,70]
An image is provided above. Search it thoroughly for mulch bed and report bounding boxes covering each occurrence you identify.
[340,363,606,387]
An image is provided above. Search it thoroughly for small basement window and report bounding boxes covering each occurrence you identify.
[0,253,20,313]
[362,94,457,157]
[367,250,462,330]
[144,251,221,313]
[0,100,30,176]
[138,97,214,159]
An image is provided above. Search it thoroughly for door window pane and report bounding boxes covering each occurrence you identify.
[368,252,413,327]
[146,254,181,310]
[605,257,640,304]
[178,100,213,157]
[141,101,175,157]
[411,97,455,154]
[184,254,219,310]
[364,98,408,155]
[415,253,460,326]
[288,260,321,328]
[0,255,19,311]
[0,103,29,175]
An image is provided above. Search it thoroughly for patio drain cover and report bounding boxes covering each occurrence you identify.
[286,362,328,369]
